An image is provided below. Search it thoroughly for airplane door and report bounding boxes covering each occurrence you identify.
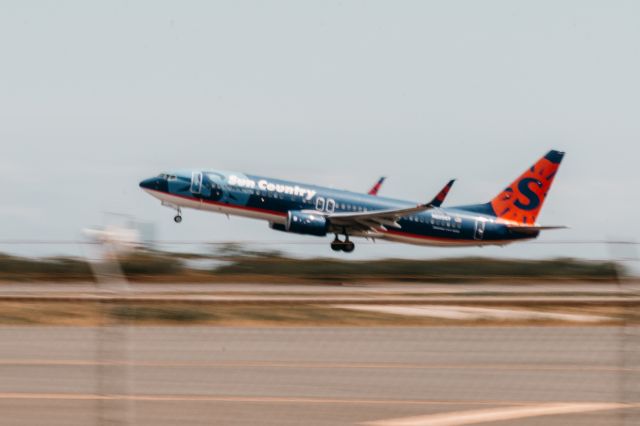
[474,220,486,240]
[190,172,203,194]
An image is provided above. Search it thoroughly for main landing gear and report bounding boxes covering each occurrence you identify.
[331,234,355,253]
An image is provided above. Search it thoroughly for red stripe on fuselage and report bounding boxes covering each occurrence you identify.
[147,189,521,245]
[384,229,473,243]
[384,229,520,245]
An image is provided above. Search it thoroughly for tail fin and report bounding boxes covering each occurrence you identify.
[489,150,565,224]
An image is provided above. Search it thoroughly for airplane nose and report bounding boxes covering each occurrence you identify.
[140,176,170,192]
[139,177,160,190]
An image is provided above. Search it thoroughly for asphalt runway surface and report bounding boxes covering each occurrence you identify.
[0,326,639,425]
[1,282,639,307]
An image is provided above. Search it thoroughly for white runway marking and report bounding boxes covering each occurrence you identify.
[336,305,611,322]
[364,402,631,426]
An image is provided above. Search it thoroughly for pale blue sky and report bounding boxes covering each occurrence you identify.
[1,1,639,261]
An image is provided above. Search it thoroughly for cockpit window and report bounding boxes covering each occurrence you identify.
[158,173,177,181]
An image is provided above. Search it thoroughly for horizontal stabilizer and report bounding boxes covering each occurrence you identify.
[507,225,568,234]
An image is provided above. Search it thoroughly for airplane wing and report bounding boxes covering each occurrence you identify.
[327,179,455,232]
[367,177,386,196]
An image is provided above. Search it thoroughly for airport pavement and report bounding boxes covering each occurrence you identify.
[0,281,639,307]
[0,326,639,425]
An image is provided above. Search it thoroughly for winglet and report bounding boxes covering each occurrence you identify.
[428,179,455,207]
[368,177,386,196]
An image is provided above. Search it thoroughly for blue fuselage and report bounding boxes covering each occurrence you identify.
[140,170,537,247]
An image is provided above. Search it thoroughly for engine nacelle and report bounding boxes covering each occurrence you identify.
[269,222,287,232]
[285,211,328,236]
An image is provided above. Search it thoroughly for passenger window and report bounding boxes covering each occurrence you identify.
[326,199,335,213]
[315,197,325,211]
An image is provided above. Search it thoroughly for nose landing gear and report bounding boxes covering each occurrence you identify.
[331,234,355,253]
[173,207,182,223]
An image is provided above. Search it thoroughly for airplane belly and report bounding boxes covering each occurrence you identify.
[381,231,516,247]
[145,189,202,211]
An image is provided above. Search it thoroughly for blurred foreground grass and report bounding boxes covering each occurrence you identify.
[0,249,623,283]
[0,301,632,327]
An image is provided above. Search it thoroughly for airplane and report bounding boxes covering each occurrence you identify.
[139,150,565,253]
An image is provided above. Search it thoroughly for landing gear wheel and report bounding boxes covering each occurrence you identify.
[342,240,355,253]
[173,207,183,223]
[331,235,343,252]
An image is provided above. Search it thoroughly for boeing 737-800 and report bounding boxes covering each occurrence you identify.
[139,150,565,252]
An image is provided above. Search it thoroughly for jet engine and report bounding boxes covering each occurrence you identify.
[272,211,328,236]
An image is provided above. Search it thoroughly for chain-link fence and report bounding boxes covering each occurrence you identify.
[0,240,637,426]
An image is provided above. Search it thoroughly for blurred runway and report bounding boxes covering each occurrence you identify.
[0,281,635,295]
[0,282,638,307]
[0,326,638,425]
